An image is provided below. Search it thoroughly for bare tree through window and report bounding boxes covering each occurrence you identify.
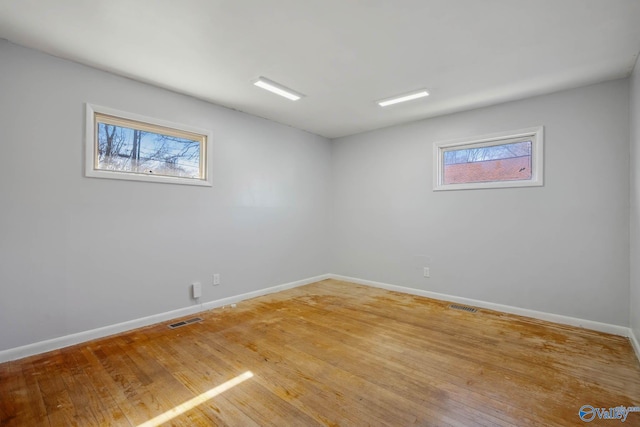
[96,120,202,179]
[86,105,211,186]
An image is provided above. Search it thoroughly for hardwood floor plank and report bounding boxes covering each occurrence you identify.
[0,362,19,426]
[19,361,51,427]
[352,288,638,391]
[32,352,86,427]
[114,334,229,426]
[88,342,166,425]
[140,332,262,427]
[0,360,52,427]
[195,327,438,426]
[165,335,321,426]
[1,279,639,426]
[207,325,471,426]
[248,288,542,425]
[68,347,132,426]
[242,307,523,426]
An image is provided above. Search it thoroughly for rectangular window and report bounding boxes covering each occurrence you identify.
[85,104,212,186]
[433,126,543,191]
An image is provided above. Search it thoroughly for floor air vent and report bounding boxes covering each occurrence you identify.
[168,317,203,329]
[449,304,478,313]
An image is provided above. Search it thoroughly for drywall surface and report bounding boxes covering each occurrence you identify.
[0,41,332,351]
[331,79,631,326]
[631,54,640,341]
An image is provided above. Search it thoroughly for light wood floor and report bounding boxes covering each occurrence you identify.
[1,279,639,426]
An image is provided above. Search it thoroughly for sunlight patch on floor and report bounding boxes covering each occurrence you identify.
[137,371,254,427]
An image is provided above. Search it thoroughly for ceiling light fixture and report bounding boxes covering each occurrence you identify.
[253,77,304,101]
[377,89,429,107]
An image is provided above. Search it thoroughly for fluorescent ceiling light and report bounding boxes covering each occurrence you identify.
[377,90,429,107]
[253,77,304,101]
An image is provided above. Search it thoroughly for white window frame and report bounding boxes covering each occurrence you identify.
[433,126,544,191]
[85,104,213,186]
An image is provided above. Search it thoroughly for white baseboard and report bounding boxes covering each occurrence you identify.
[630,328,640,364]
[329,274,631,337]
[3,273,638,365]
[0,274,330,363]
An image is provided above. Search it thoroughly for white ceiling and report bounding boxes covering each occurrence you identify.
[1,0,640,139]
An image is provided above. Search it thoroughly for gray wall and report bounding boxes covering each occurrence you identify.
[0,41,332,351]
[331,79,630,326]
[1,39,635,354]
[631,55,640,342]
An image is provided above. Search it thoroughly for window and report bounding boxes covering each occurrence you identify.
[433,126,543,191]
[85,104,212,186]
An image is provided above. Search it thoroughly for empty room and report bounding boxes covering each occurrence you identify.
[1,1,640,426]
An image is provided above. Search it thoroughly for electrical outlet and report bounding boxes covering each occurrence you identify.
[213,273,220,286]
[192,282,202,299]
[423,267,430,278]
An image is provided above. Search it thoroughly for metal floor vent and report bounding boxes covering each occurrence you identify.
[168,317,203,329]
[449,304,478,313]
